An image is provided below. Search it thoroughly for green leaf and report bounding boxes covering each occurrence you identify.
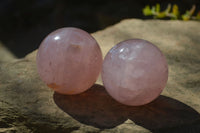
[156,4,160,12]
[151,6,156,14]
[182,5,196,20]
[172,4,179,19]
[182,11,190,21]
[189,5,196,16]
[196,12,200,20]
[143,5,152,16]
[156,12,166,18]
[165,4,171,14]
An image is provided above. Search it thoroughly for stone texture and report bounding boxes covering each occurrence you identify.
[1,19,200,133]
[0,42,15,63]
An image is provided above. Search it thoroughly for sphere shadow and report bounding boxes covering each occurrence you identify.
[53,84,200,132]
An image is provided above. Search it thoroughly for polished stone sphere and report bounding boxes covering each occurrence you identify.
[37,27,102,95]
[102,39,168,106]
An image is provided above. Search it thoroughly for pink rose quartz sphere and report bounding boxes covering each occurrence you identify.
[102,39,168,106]
[37,27,102,95]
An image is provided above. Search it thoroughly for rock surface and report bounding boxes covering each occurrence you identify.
[0,19,200,133]
[0,42,15,63]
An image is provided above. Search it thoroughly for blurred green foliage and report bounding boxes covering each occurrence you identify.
[143,4,200,20]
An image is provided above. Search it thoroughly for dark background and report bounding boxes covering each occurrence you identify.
[0,0,199,58]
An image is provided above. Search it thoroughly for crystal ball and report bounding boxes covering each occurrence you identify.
[102,39,168,106]
[37,27,103,95]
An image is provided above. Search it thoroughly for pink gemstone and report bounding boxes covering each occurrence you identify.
[102,39,168,106]
[37,27,102,95]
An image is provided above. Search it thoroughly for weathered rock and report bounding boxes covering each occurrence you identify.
[1,19,200,133]
[0,42,15,63]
